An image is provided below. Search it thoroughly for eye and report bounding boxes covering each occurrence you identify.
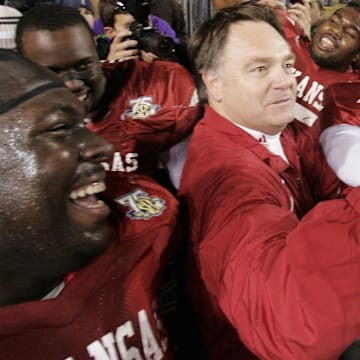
[329,17,339,24]
[344,28,358,39]
[47,122,72,135]
[284,62,296,74]
[252,65,266,73]
[76,62,93,72]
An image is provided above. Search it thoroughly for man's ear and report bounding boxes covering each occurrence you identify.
[202,71,222,102]
[103,26,115,39]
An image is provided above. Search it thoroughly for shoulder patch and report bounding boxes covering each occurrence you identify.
[124,96,160,119]
[114,189,166,220]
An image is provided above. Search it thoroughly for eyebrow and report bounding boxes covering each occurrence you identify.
[37,104,83,120]
[246,53,296,64]
[48,57,96,73]
[0,82,65,115]
[333,12,360,33]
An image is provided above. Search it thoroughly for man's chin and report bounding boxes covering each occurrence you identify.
[71,225,112,266]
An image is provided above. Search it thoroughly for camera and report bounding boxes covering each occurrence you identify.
[125,21,176,60]
[123,0,177,60]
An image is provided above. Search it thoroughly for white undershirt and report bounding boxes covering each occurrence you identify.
[235,123,289,164]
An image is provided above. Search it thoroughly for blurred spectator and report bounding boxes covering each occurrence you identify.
[0,4,21,48]
[97,0,190,67]
[150,0,188,44]
[94,0,180,44]
[56,0,95,27]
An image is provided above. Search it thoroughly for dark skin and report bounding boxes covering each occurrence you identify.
[0,84,113,306]
[310,6,360,72]
[19,24,107,113]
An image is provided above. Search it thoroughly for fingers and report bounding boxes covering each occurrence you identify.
[288,2,312,38]
[106,30,139,62]
[107,42,139,62]
[140,50,159,63]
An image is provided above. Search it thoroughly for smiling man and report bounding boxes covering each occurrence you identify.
[0,50,113,306]
[179,4,360,359]
[288,0,360,138]
[15,4,201,187]
[0,49,178,359]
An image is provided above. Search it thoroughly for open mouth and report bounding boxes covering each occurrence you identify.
[317,35,337,51]
[68,181,110,224]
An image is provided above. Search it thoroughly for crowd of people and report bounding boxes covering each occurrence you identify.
[0,0,359,359]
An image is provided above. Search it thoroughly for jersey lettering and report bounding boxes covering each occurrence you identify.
[87,332,119,360]
[294,69,326,126]
[116,322,142,360]
[302,81,324,110]
[139,310,163,360]
[295,70,324,112]
[66,309,164,360]
[102,152,139,173]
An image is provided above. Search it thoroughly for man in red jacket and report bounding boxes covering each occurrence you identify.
[179,4,360,359]
[212,0,360,141]
[0,48,179,359]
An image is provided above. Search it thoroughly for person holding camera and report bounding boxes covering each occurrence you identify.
[96,0,180,63]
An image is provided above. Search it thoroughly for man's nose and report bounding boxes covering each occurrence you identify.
[329,24,343,39]
[77,128,114,164]
[58,70,85,92]
[272,66,295,89]
[64,78,85,93]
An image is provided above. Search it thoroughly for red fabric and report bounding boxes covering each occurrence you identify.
[0,174,178,359]
[87,59,202,177]
[178,106,360,360]
[320,81,360,130]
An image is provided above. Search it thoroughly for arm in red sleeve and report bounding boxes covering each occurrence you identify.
[196,173,360,360]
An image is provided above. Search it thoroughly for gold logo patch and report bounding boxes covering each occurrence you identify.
[124,96,160,119]
[115,189,166,220]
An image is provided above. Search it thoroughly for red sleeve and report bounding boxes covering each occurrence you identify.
[124,61,203,151]
[197,177,360,360]
[101,60,203,152]
[288,121,349,201]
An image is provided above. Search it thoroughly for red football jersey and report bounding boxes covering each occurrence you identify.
[320,81,360,130]
[87,59,202,178]
[287,33,359,139]
[0,174,178,360]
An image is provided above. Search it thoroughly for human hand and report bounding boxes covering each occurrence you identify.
[288,1,312,39]
[140,50,159,63]
[107,29,139,62]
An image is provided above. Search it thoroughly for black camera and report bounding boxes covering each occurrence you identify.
[96,0,180,62]
[125,21,176,60]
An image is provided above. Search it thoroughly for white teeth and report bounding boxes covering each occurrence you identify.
[320,36,335,50]
[78,93,87,101]
[69,181,106,200]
